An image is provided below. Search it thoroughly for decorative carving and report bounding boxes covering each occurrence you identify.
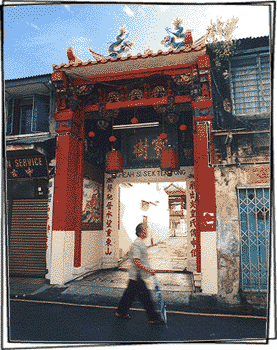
[151,86,167,114]
[108,27,134,59]
[165,95,178,124]
[107,91,121,103]
[223,98,232,113]
[67,47,83,64]
[75,85,94,96]
[161,18,193,51]
[106,91,121,118]
[201,84,210,98]
[89,48,105,61]
[144,46,153,55]
[151,86,166,98]
[128,89,143,100]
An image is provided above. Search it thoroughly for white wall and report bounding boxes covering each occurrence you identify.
[119,182,189,247]
[81,230,104,271]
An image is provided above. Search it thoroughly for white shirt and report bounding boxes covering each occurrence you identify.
[128,237,151,281]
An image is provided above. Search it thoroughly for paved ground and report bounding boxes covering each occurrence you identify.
[7,238,267,318]
[9,300,267,343]
[148,237,188,271]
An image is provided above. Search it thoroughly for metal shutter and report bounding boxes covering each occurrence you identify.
[9,199,48,277]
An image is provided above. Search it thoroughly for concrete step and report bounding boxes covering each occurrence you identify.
[77,269,194,292]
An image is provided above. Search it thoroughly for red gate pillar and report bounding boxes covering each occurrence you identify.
[192,55,217,294]
[193,114,217,294]
[50,101,85,284]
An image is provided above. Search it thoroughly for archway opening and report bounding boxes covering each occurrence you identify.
[118,181,188,271]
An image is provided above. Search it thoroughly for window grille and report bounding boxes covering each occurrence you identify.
[238,188,270,291]
[230,53,271,117]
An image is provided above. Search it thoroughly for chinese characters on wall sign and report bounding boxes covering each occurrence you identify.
[133,138,149,159]
[151,136,168,158]
[131,134,169,161]
[187,174,197,271]
[7,157,48,180]
[105,176,114,256]
[133,136,169,160]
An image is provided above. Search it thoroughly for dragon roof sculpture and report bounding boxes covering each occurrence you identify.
[89,27,134,61]
[56,23,206,71]
[107,27,134,59]
[161,18,193,51]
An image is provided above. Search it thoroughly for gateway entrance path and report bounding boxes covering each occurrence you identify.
[148,237,187,271]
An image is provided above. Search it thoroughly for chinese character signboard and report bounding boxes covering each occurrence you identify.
[122,127,178,169]
[186,174,197,272]
[7,156,48,180]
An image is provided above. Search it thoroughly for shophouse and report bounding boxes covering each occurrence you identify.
[5,74,56,277]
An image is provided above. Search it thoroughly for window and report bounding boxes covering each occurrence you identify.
[230,52,271,116]
[5,94,50,135]
[20,104,33,134]
[5,98,14,135]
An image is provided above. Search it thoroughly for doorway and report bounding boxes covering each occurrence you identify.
[119,181,188,271]
[238,187,270,291]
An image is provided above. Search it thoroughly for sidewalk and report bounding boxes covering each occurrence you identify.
[8,267,267,318]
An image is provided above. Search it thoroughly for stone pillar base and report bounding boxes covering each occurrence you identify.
[73,266,85,277]
[50,230,74,285]
[193,272,202,291]
[201,231,218,295]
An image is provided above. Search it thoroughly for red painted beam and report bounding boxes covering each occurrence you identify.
[105,96,168,110]
[192,99,213,109]
[175,95,192,103]
[83,104,99,113]
[83,95,192,113]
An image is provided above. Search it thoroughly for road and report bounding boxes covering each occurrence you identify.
[9,300,267,343]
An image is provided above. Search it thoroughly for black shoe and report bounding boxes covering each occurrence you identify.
[115,312,131,319]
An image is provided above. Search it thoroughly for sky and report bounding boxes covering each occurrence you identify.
[3,2,271,80]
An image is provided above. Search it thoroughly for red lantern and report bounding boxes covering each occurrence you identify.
[160,132,167,140]
[131,117,138,124]
[88,131,95,138]
[179,124,187,131]
[179,124,187,142]
[109,135,117,143]
[161,147,180,176]
[106,149,123,178]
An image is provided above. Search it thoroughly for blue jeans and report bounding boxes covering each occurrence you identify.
[116,277,160,321]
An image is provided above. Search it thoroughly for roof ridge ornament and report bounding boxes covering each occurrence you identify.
[108,27,135,59]
[161,18,193,51]
[67,47,83,64]
[88,27,135,61]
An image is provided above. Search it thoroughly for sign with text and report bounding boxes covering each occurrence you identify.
[7,156,48,180]
[122,126,178,169]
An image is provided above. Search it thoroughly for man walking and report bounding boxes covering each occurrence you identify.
[115,223,164,324]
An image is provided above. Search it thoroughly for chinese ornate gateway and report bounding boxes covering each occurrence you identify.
[51,23,216,284]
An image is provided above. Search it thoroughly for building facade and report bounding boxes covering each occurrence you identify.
[5,30,271,305]
[5,74,56,277]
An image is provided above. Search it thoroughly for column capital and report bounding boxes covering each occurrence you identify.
[54,109,84,138]
[195,115,214,123]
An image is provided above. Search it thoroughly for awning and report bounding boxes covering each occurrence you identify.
[6,133,56,158]
[6,134,55,145]
[5,74,52,97]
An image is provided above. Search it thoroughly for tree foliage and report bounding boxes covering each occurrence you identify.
[206,16,239,64]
